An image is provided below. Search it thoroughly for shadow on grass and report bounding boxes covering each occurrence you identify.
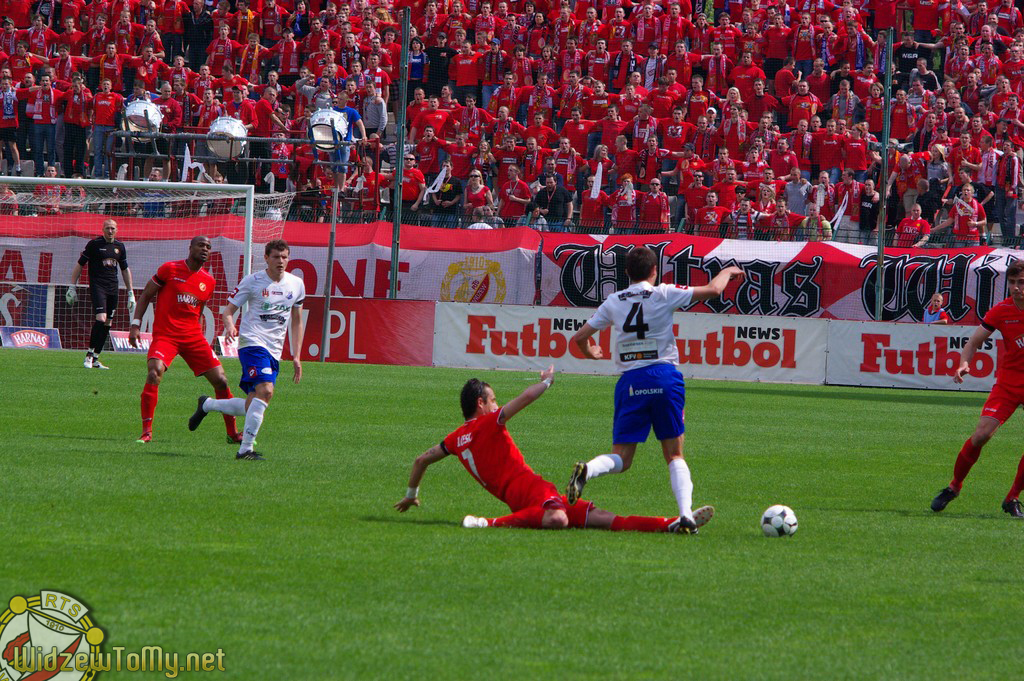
[360,515,459,527]
[29,434,122,442]
[134,450,190,458]
[803,506,1004,521]
[698,383,983,407]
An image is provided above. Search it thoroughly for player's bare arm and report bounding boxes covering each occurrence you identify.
[497,365,555,425]
[955,325,993,384]
[289,304,305,384]
[572,323,604,359]
[690,266,745,302]
[221,302,240,341]
[394,444,450,512]
[128,279,162,347]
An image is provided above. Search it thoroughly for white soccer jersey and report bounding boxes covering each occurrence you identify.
[587,281,693,373]
[228,270,306,360]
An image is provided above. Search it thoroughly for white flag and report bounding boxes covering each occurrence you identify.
[264,171,276,194]
[181,145,205,183]
[425,165,449,196]
[181,144,192,182]
[831,194,848,226]
[590,161,603,199]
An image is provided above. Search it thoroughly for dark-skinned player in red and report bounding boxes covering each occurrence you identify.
[395,366,713,533]
[128,236,240,444]
[932,260,1024,518]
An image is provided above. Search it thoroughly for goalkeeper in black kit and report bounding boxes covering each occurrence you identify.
[68,219,135,369]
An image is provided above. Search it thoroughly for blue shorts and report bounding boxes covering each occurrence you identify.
[612,364,686,444]
[238,345,279,394]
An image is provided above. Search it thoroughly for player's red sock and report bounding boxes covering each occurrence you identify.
[214,387,239,437]
[1006,454,1024,502]
[610,515,674,532]
[490,505,547,528]
[140,383,159,434]
[951,438,983,491]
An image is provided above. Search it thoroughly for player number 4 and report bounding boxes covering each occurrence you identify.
[623,302,649,339]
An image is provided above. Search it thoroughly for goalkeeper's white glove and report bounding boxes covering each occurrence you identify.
[65,287,78,306]
[127,291,137,315]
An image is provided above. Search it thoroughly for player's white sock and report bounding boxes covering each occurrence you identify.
[240,399,268,453]
[668,458,694,521]
[203,397,246,416]
[586,453,624,480]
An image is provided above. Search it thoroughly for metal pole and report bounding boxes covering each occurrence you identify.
[874,29,895,322]
[320,186,340,362]
[389,7,412,300]
[242,185,255,278]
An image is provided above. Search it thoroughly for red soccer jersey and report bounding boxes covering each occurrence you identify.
[894,218,930,247]
[442,410,535,505]
[983,298,1024,383]
[151,260,215,339]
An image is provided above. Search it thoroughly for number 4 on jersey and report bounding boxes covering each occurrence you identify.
[623,302,650,339]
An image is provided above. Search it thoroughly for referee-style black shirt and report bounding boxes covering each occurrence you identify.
[78,237,128,290]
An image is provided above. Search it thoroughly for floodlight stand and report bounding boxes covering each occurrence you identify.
[874,29,895,322]
[389,7,412,301]
[320,186,340,362]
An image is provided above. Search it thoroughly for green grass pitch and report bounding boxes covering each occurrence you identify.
[2,347,1023,680]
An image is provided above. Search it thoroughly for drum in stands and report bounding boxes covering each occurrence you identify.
[308,108,349,150]
[124,100,163,132]
[207,116,248,160]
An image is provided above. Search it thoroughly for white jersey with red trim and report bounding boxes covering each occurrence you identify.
[587,280,693,373]
[227,270,306,359]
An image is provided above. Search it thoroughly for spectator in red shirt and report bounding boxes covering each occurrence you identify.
[91,78,123,178]
[498,164,533,223]
[59,73,92,178]
[894,203,932,247]
[19,73,60,174]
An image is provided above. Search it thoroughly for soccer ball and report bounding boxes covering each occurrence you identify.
[761,505,798,537]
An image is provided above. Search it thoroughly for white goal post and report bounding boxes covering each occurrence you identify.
[0,176,295,351]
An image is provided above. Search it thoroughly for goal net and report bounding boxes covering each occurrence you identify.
[0,177,295,352]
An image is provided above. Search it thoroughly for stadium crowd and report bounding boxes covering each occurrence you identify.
[1,0,1023,242]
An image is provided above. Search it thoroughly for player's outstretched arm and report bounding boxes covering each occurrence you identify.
[571,323,603,359]
[690,265,745,302]
[128,279,161,347]
[497,365,554,425]
[394,444,450,512]
[955,325,993,384]
[289,304,305,384]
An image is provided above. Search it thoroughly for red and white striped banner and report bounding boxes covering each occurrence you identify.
[539,233,1018,325]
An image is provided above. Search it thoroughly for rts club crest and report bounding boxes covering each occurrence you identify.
[0,591,104,680]
[440,257,507,303]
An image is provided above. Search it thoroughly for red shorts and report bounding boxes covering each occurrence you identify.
[981,381,1024,423]
[148,334,221,377]
[504,473,595,528]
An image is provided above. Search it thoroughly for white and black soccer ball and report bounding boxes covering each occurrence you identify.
[761,505,798,537]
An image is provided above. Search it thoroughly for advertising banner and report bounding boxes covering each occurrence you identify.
[0,326,62,349]
[109,330,152,353]
[432,302,828,383]
[1,223,540,306]
[290,297,435,366]
[825,321,998,392]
